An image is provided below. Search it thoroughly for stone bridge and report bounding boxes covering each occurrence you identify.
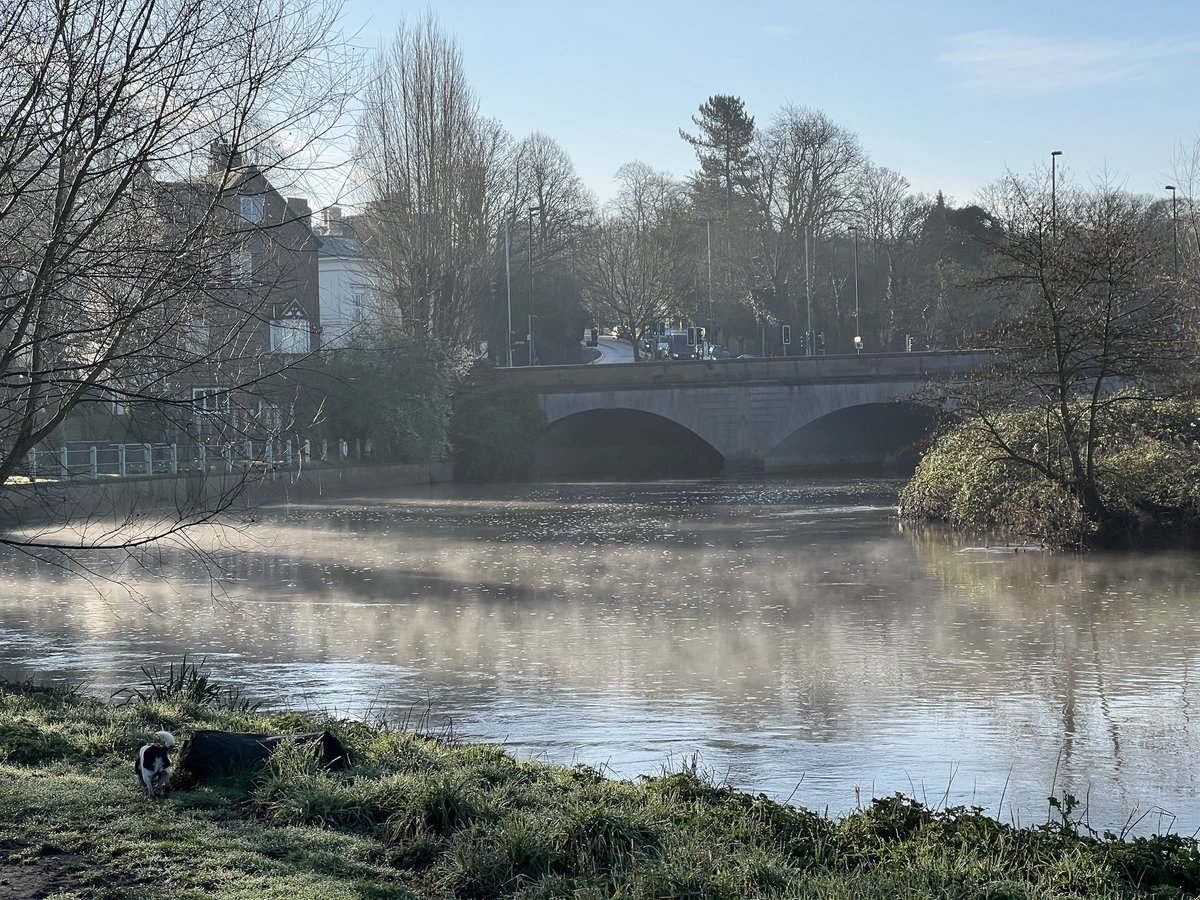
[490,351,990,477]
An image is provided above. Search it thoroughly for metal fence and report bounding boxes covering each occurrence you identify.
[24,438,374,482]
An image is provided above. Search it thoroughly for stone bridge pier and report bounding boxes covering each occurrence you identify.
[490,351,988,477]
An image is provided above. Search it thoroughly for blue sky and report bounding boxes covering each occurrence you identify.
[337,0,1200,206]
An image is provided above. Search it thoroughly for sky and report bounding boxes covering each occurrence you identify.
[332,0,1200,208]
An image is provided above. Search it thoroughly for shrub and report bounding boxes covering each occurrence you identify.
[450,382,546,481]
[900,397,1200,546]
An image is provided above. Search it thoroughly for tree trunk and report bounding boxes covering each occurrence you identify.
[176,729,350,777]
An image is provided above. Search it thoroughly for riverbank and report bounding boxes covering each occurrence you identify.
[1,674,1197,899]
[0,460,454,530]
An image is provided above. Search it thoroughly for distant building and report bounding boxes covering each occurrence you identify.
[315,207,377,349]
[158,141,322,447]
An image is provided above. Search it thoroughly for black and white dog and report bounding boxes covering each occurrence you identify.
[135,730,176,797]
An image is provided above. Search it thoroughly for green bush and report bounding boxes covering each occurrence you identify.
[450,383,546,481]
[900,397,1200,546]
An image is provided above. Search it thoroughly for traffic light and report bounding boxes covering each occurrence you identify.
[781,325,792,345]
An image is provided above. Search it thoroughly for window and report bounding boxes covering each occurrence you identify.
[240,195,264,223]
[192,387,230,417]
[183,322,210,356]
[351,288,368,322]
[270,302,311,354]
[231,250,252,284]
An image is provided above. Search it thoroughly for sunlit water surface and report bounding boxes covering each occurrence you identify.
[2,479,1199,834]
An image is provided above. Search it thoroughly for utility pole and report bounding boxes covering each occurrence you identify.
[804,225,812,355]
[527,205,540,366]
[1051,150,1063,239]
[504,219,513,366]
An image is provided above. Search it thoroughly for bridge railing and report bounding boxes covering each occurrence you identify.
[490,350,995,390]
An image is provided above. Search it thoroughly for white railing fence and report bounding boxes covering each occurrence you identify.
[23,437,375,482]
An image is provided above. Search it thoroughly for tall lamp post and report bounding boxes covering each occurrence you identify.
[527,205,540,366]
[504,218,513,366]
[1051,150,1063,238]
[849,225,861,353]
[705,219,713,340]
[804,224,812,355]
[1165,184,1179,278]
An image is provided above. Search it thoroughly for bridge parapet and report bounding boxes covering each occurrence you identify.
[490,350,993,392]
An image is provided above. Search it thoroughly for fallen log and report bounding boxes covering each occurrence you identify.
[176,729,350,778]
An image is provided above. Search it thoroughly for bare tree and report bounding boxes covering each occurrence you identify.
[356,13,509,347]
[500,132,596,363]
[953,172,1197,530]
[576,163,690,357]
[746,105,865,312]
[853,165,933,349]
[514,132,595,262]
[0,0,351,553]
[1170,136,1200,284]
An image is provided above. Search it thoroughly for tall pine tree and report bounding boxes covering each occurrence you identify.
[680,95,756,219]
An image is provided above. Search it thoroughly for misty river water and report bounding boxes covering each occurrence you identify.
[2,477,1200,834]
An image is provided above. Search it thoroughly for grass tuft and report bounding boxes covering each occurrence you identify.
[111,655,261,713]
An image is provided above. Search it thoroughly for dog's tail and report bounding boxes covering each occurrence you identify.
[154,730,176,749]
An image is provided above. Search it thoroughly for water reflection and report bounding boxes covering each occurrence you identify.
[1,479,1198,834]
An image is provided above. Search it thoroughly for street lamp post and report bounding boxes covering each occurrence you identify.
[527,205,540,366]
[705,219,713,341]
[804,224,812,355]
[1165,184,1179,278]
[1051,150,1063,238]
[849,226,861,353]
[504,219,513,366]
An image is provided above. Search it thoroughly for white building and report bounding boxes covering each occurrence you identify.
[316,208,376,349]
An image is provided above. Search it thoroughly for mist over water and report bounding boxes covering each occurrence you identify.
[2,478,1199,834]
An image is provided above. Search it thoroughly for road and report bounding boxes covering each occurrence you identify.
[587,337,636,364]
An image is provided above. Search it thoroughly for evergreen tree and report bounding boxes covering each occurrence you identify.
[680,95,756,217]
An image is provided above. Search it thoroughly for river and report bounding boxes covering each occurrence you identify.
[2,477,1198,834]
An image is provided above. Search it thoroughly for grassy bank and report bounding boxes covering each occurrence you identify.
[1,674,1198,899]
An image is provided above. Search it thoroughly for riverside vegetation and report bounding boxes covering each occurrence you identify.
[2,666,1199,899]
[899,397,1200,548]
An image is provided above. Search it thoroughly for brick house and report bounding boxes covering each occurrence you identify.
[158,142,323,453]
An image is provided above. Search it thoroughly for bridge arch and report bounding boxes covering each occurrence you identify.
[536,408,723,480]
[764,401,943,472]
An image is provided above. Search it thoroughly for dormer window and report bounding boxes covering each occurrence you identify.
[240,195,265,223]
[270,302,311,354]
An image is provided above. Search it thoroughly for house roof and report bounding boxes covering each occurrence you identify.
[317,235,362,258]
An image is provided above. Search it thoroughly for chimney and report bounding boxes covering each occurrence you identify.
[286,197,312,228]
[322,205,344,235]
[207,139,243,175]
